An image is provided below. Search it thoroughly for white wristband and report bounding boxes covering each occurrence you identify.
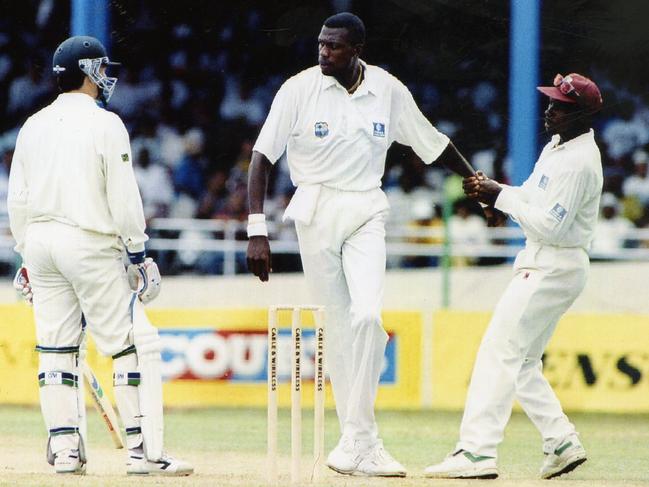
[247,213,268,238]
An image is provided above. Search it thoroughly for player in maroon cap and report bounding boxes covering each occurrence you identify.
[425,73,603,480]
[538,73,603,113]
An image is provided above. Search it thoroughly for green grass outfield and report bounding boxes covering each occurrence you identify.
[0,406,648,486]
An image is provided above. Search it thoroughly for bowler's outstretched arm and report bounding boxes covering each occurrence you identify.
[435,140,476,178]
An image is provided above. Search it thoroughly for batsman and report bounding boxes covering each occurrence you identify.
[8,36,192,476]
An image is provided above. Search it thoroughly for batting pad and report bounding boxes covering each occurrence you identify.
[113,352,143,450]
[132,300,164,460]
[38,351,85,462]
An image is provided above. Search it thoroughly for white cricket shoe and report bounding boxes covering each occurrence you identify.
[424,449,498,479]
[355,440,407,477]
[54,448,86,475]
[127,448,194,476]
[326,436,370,475]
[540,435,587,479]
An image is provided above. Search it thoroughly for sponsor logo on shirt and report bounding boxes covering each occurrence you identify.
[121,153,130,162]
[539,174,549,190]
[550,202,567,222]
[373,122,386,137]
[314,122,329,138]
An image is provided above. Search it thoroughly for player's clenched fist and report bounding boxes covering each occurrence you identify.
[247,236,272,282]
[462,174,482,199]
[463,171,502,206]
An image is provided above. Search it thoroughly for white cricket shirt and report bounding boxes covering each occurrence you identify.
[8,93,147,254]
[253,61,450,191]
[495,130,603,249]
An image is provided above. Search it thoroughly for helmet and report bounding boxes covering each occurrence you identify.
[52,36,120,105]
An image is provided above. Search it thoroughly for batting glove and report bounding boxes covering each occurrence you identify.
[127,257,162,304]
[13,266,33,305]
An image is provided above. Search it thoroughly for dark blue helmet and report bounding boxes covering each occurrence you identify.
[52,36,120,105]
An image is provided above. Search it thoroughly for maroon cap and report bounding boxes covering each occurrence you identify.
[537,73,603,112]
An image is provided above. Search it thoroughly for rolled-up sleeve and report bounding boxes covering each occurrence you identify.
[252,80,297,164]
[103,114,148,253]
[393,83,449,164]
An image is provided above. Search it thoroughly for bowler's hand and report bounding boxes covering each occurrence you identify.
[247,236,272,282]
[482,206,508,227]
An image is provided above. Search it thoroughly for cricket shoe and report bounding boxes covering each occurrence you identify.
[326,436,372,475]
[355,440,407,477]
[424,449,498,479]
[540,434,587,479]
[127,448,194,476]
[54,448,86,475]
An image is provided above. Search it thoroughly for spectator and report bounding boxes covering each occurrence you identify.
[108,68,143,120]
[591,193,634,256]
[448,198,488,266]
[196,170,228,219]
[131,117,163,168]
[7,62,51,115]
[601,100,649,160]
[133,148,174,221]
[171,128,208,217]
[622,149,649,206]
[213,183,247,222]
[0,148,11,217]
[226,138,254,190]
[156,106,186,168]
[219,76,266,125]
[400,199,443,268]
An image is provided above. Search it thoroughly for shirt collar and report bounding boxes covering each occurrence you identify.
[549,129,594,151]
[321,60,380,97]
[56,92,98,105]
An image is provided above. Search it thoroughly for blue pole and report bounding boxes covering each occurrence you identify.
[71,0,110,49]
[508,0,540,185]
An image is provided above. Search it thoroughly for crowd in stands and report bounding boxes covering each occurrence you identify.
[0,1,648,274]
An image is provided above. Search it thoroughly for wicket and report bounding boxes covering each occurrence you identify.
[267,305,325,485]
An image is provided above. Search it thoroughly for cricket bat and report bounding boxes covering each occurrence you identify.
[81,361,125,449]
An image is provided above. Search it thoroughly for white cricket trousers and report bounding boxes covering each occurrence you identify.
[24,221,133,355]
[457,243,589,458]
[295,186,390,443]
[23,221,143,454]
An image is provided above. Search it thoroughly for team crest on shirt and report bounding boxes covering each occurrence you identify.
[121,153,130,162]
[539,174,549,190]
[549,203,567,222]
[373,122,386,137]
[314,122,329,138]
